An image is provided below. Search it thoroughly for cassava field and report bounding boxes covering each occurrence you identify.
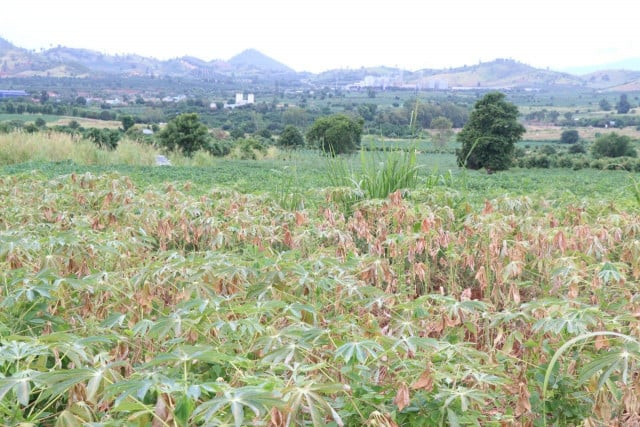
[1,133,640,426]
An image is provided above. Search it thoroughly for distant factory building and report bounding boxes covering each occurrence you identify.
[224,93,255,109]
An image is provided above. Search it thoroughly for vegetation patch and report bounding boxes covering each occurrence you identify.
[0,169,639,425]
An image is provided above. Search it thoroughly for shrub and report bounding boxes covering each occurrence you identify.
[560,129,580,144]
[539,145,557,155]
[229,138,267,160]
[568,143,587,154]
[558,156,573,168]
[306,114,364,155]
[207,140,232,157]
[591,133,638,158]
[278,125,305,149]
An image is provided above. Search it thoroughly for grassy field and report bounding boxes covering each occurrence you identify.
[0,113,121,129]
[1,131,640,425]
[0,114,64,124]
[523,124,640,142]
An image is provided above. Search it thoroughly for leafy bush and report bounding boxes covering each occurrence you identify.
[229,137,268,160]
[277,125,304,149]
[560,129,580,144]
[591,132,638,158]
[539,145,557,155]
[568,143,587,154]
[158,113,210,157]
[84,127,121,150]
[206,139,232,157]
[306,114,364,155]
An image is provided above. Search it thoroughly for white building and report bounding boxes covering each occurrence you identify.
[225,93,255,109]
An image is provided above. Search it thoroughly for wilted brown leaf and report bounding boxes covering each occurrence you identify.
[268,407,285,427]
[393,382,410,411]
[411,366,434,392]
[515,382,531,417]
[152,393,173,427]
[595,334,609,350]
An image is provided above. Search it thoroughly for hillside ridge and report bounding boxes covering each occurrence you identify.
[1,37,639,90]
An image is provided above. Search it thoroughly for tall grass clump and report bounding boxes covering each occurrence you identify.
[358,144,420,198]
[106,139,158,166]
[0,131,96,165]
[0,131,158,166]
[631,176,640,209]
[327,142,421,199]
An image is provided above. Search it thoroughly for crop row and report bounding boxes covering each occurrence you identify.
[1,172,639,425]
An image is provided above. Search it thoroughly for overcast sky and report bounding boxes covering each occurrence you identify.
[2,0,637,73]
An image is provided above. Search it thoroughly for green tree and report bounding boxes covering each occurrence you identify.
[120,115,135,132]
[283,107,307,127]
[430,116,453,150]
[306,114,364,155]
[599,98,612,111]
[591,132,637,158]
[158,113,210,157]
[357,103,377,121]
[560,129,580,144]
[456,92,525,171]
[278,125,304,149]
[617,94,631,114]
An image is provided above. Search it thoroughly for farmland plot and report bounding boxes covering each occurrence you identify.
[1,171,640,426]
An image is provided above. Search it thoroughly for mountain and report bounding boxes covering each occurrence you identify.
[408,59,583,89]
[0,37,85,77]
[0,38,295,80]
[563,58,640,75]
[2,37,640,91]
[228,49,294,73]
[0,37,17,54]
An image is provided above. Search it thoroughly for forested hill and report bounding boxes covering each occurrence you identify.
[1,37,640,91]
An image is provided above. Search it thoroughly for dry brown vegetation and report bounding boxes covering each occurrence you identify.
[1,168,640,425]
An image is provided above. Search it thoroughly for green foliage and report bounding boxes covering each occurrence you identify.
[158,113,210,157]
[277,125,304,149]
[591,132,638,158]
[120,115,135,132]
[1,156,640,425]
[430,116,454,149]
[327,143,421,201]
[229,137,267,160]
[306,114,363,155]
[403,98,469,129]
[630,176,640,208]
[206,139,232,157]
[229,128,245,140]
[568,142,586,154]
[356,145,421,198]
[599,98,612,111]
[617,94,631,114]
[560,129,579,144]
[456,92,525,171]
[84,127,121,150]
